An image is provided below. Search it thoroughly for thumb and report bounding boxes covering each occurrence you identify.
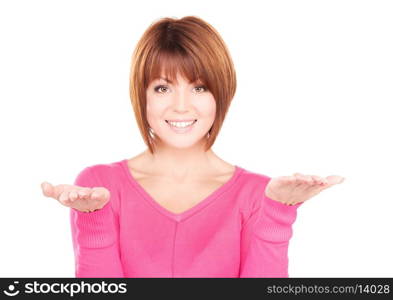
[327,175,346,185]
[41,181,63,198]
[41,181,53,197]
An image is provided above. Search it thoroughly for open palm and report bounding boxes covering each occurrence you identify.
[265,173,345,206]
[41,182,110,213]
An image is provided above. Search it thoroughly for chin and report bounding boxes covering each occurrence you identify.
[157,136,206,149]
[164,141,200,149]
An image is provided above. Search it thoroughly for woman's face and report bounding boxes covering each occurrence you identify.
[146,73,216,150]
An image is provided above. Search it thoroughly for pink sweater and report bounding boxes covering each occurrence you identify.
[69,159,303,278]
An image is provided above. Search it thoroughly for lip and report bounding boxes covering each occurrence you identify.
[165,119,197,134]
[165,119,197,122]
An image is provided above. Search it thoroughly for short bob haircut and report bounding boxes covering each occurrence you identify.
[129,16,237,154]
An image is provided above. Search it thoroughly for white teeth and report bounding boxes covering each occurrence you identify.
[167,120,196,128]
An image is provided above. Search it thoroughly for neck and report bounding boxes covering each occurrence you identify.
[143,140,220,182]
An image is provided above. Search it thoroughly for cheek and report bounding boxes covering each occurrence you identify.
[146,99,167,121]
[197,96,216,117]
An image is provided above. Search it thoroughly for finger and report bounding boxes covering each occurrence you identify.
[91,187,109,201]
[90,189,100,200]
[303,176,335,200]
[293,173,313,188]
[326,175,346,185]
[42,182,70,200]
[41,182,53,197]
[301,176,330,197]
[293,173,309,182]
[292,173,303,188]
[42,182,68,200]
[69,191,79,202]
[78,188,92,199]
[310,175,328,186]
[58,190,71,205]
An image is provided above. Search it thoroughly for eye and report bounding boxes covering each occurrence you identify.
[154,85,169,93]
[154,84,208,94]
[194,85,207,93]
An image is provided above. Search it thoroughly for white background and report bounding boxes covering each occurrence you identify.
[0,0,392,277]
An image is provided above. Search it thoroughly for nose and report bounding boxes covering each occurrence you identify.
[172,90,190,113]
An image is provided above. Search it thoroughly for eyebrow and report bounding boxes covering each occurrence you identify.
[159,77,173,84]
[157,77,200,84]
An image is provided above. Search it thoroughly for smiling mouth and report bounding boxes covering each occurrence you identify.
[165,119,197,130]
[165,119,197,126]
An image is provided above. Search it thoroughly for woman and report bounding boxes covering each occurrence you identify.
[41,16,345,278]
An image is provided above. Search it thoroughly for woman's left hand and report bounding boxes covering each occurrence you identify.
[265,173,346,206]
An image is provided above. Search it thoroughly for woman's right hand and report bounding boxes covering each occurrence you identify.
[40,181,110,213]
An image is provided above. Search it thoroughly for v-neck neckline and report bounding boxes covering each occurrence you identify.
[119,159,244,222]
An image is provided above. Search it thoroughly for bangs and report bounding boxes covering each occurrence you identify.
[145,48,208,87]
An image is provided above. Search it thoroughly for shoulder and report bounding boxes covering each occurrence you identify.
[74,159,126,189]
[236,166,272,193]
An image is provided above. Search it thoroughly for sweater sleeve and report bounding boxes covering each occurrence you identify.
[239,178,303,278]
[69,166,124,278]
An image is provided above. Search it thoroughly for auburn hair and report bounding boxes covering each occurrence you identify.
[129,16,237,154]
